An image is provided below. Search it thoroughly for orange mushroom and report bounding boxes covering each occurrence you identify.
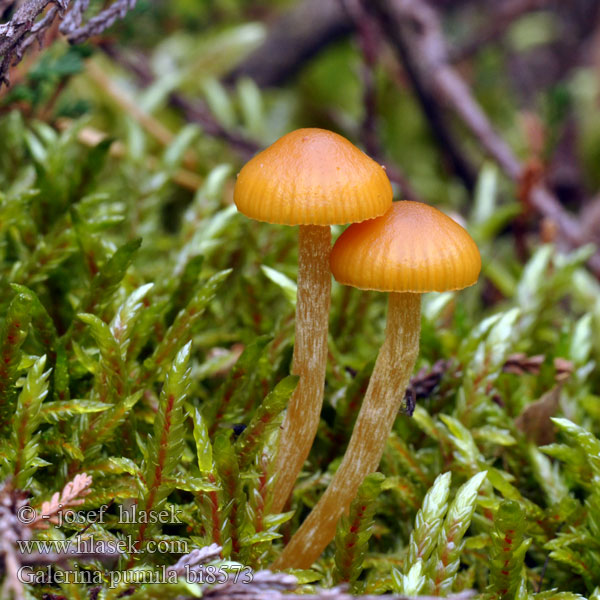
[234,128,392,513]
[274,201,481,569]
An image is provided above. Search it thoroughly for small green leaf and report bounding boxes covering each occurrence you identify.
[39,399,110,422]
[261,265,297,306]
[192,407,214,474]
[236,375,298,469]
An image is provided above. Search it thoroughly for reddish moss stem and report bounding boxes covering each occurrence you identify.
[129,392,175,567]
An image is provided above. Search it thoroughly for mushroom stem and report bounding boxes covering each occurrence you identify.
[273,292,421,569]
[271,224,332,513]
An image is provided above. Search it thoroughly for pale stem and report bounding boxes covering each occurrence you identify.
[271,224,332,514]
[273,292,421,569]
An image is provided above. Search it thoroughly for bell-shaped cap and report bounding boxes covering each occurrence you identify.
[330,201,481,293]
[234,128,393,226]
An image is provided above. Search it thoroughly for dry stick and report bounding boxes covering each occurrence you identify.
[341,0,421,202]
[169,93,260,161]
[222,0,594,241]
[0,0,137,87]
[222,0,471,90]
[61,0,135,45]
[226,0,422,198]
[342,0,380,157]
[0,0,66,86]
[0,17,59,99]
[370,0,477,191]
[274,293,421,569]
[368,0,600,276]
[271,225,332,514]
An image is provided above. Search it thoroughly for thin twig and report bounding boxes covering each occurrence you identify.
[341,0,420,201]
[169,93,260,160]
[370,0,478,191]
[0,0,137,86]
[60,0,135,45]
[0,0,66,85]
[341,0,379,156]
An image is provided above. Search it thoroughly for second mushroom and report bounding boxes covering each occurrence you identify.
[273,201,481,569]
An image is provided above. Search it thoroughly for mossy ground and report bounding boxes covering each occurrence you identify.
[1,2,600,598]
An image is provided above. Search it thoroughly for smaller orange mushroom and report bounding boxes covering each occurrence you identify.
[274,201,481,569]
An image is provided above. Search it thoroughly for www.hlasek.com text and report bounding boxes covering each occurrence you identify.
[17,536,189,555]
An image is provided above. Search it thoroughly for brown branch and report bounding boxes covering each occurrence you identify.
[223,0,544,87]
[0,0,136,86]
[86,56,255,171]
[340,0,421,201]
[225,0,452,198]
[367,0,600,276]
[373,0,477,191]
[169,93,260,160]
[59,0,135,45]
[0,0,66,85]
[85,59,191,160]
[341,0,379,156]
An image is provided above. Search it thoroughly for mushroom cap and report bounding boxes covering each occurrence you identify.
[234,128,393,226]
[330,201,481,293]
